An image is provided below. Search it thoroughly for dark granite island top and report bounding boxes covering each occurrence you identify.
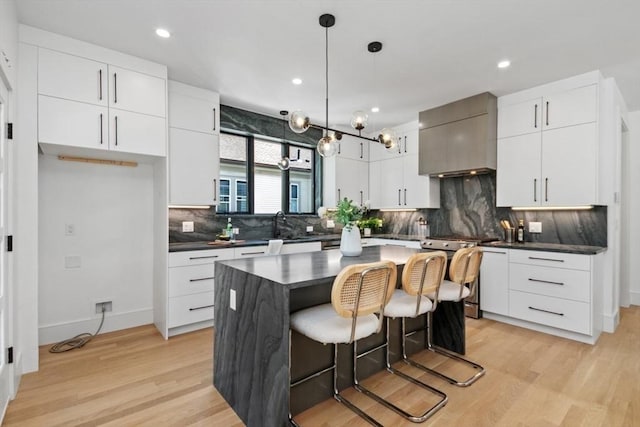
[213,246,465,427]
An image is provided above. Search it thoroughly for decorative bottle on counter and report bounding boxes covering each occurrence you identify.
[226,218,234,242]
[517,219,525,243]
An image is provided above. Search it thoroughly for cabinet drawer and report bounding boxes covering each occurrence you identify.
[509,249,590,271]
[169,264,215,297]
[168,292,214,328]
[509,290,590,334]
[234,246,268,258]
[509,263,590,302]
[169,248,234,267]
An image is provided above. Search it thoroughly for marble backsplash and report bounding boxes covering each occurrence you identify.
[169,174,607,247]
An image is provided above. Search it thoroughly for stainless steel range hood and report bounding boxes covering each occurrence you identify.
[418,92,497,178]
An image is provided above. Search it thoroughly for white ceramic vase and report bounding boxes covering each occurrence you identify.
[340,223,362,256]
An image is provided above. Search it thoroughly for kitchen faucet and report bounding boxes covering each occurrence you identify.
[273,211,287,238]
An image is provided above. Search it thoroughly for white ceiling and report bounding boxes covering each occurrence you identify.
[16,0,640,130]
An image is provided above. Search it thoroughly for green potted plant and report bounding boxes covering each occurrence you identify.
[333,197,363,256]
[358,217,383,236]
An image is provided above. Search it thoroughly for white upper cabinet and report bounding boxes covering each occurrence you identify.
[337,134,369,161]
[168,81,220,206]
[37,45,167,157]
[168,85,219,135]
[497,73,602,207]
[38,48,108,107]
[108,65,166,118]
[335,157,368,206]
[368,123,439,209]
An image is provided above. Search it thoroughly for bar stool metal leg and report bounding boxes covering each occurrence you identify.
[401,312,485,387]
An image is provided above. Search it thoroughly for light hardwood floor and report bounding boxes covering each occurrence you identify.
[5,307,640,426]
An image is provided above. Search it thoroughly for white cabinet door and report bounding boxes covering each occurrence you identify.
[497,97,541,138]
[496,133,542,207]
[168,91,219,135]
[541,122,597,206]
[38,95,108,150]
[338,135,368,161]
[401,130,439,208]
[542,85,597,131]
[479,249,509,316]
[169,128,219,205]
[109,65,166,118]
[110,110,166,156]
[378,157,403,207]
[336,157,368,205]
[38,48,108,107]
[368,161,382,208]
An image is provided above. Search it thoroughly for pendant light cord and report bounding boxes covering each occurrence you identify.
[325,23,329,137]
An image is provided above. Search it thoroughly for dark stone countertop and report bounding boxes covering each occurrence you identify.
[169,233,424,252]
[481,241,607,255]
[216,245,420,289]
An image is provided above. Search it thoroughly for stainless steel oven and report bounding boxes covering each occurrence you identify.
[420,236,485,319]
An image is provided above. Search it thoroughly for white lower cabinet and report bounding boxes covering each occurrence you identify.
[167,248,234,334]
[481,247,603,344]
[166,241,321,336]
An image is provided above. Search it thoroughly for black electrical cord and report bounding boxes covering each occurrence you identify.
[49,305,107,353]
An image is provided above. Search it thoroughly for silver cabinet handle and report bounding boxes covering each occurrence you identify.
[359,142,363,159]
[213,178,217,202]
[398,189,401,205]
[545,177,549,202]
[114,116,118,146]
[528,256,564,263]
[189,276,215,282]
[113,73,118,104]
[534,178,537,202]
[397,137,402,154]
[489,251,507,254]
[545,101,549,126]
[338,189,341,200]
[534,104,537,128]
[99,113,103,144]
[528,278,564,286]
[241,251,265,256]
[213,108,216,131]
[528,306,563,316]
[404,135,407,153]
[360,190,363,205]
[98,69,103,100]
[404,188,407,205]
[189,255,219,260]
[189,304,214,311]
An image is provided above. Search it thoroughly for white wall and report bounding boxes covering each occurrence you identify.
[0,0,18,88]
[38,155,155,344]
[626,111,640,305]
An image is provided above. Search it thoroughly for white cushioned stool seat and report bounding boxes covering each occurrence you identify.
[428,279,470,301]
[384,289,433,318]
[291,303,380,344]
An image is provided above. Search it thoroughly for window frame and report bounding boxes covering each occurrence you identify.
[219,130,319,215]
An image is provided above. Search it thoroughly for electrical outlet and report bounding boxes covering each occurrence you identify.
[65,223,75,236]
[182,221,194,232]
[306,225,314,233]
[326,220,335,228]
[95,301,112,314]
[529,221,542,233]
[230,289,236,311]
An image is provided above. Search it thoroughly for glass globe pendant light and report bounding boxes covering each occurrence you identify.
[315,13,338,158]
[288,110,310,134]
[350,110,368,132]
[378,127,397,151]
[277,110,291,171]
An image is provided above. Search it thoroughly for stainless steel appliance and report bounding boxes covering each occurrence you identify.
[420,236,488,319]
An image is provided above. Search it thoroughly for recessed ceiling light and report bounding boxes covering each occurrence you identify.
[371,107,380,113]
[292,78,302,85]
[155,28,171,38]
[497,60,511,69]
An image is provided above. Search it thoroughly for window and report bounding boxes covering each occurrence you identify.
[218,131,316,214]
[290,183,299,213]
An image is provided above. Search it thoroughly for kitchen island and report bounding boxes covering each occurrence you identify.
[213,246,465,427]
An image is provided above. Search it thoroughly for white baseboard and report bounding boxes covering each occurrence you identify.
[602,309,620,333]
[38,308,153,346]
[630,290,640,306]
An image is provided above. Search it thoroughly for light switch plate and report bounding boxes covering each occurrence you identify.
[326,220,335,228]
[182,221,194,232]
[306,225,314,232]
[529,221,542,233]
